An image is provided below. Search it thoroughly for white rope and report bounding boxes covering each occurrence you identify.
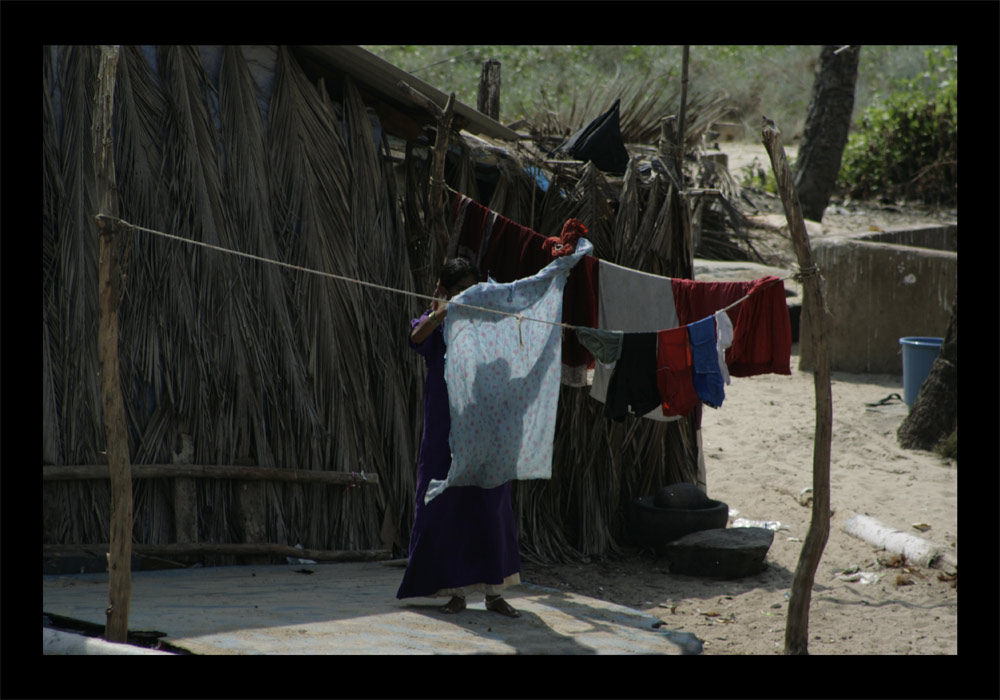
[98,215,574,330]
[99,213,801,333]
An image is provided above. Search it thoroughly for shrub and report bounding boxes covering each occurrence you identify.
[838,47,957,205]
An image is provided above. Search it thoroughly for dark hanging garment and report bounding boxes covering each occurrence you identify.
[552,99,629,175]
[604,332,662,421]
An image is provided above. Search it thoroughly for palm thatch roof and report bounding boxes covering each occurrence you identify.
[43,45,748,567]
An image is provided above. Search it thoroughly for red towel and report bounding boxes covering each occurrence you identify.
[671,276,791,377]
[656,327,699,417]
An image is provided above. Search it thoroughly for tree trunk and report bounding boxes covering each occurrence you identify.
[793,45,861,222]
[897,296,957,450]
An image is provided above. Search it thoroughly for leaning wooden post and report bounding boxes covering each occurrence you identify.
[675,45,690,172]
[761,117,833,655]
[431,92,456,255]
[93,44,134,644]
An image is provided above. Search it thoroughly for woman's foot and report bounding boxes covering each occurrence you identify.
[485,595,521,618]
[439,596,466,614]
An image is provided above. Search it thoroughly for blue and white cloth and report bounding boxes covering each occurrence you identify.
[687,316,726,408]
[424,238,592,503]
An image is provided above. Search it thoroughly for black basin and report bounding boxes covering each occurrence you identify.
[629,495,729,552]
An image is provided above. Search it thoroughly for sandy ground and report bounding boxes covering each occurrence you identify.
[523,347,958,655]
[522,141,959,655]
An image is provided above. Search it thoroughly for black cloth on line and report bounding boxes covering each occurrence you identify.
[604,332,662,422]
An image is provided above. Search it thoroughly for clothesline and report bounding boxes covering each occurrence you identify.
[97,213,802,335]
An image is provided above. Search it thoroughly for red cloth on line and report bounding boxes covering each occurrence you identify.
[670,276,791,377]
[542,218,588,258]
[453,195,599,369]
[450,194,490,264]
[656,326,699,417]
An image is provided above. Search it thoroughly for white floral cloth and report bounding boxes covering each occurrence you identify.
[424,238,592,504]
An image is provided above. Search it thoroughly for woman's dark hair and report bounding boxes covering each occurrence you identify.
[438,257,478,290]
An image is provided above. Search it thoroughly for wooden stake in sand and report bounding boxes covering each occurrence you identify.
[761,117,833,656]
[93,44,134,644]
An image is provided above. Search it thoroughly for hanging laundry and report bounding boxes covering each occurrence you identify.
[449,194,490,265]
[425,238,593,503]
[654,326,699,417]
[590,259,682,422]
[452,194,599,384]
[574,327,623,365]
[550,98,630,175]
[714,309,734,385]
[687,316,725,409]
[671,276,791,377]
[604,332,663,421]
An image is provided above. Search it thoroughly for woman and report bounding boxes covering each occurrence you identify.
[396,257,522,617]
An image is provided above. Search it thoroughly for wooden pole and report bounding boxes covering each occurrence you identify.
[760,117,833,655]
[93,44,133,644]
[676,46,690,173]
[431,93,457,254]
[477,58,501,121]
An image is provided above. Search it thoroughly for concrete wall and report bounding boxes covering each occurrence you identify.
[800,226,957,374]
[849,224,957,253]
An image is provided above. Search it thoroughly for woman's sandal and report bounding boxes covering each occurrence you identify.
[439,596,467,614]
[485,595,521,618]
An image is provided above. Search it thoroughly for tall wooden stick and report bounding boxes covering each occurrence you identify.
[676,45,690,172]
[93,44,134,644]
[430,93,456,255]
[761,117,833,655]
[477,58,501,121]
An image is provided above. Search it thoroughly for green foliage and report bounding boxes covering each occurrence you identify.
[737,155,779,195]
[364,45,949,154]
[935,427,957,461]
[838,47,957,205]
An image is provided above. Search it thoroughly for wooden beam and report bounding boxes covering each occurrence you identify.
[396,80,443,120]
[294,46,520,141]
[43,464,380,486]
[93,44,133,645]
[761,117,833,656]
[44,543,391,563]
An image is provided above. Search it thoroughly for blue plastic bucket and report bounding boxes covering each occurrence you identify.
[899,337,943,407]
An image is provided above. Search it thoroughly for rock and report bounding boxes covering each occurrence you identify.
[653,483,711,509]
[662,527,774,579]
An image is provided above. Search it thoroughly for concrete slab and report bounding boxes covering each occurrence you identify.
[42,562,701,655]
[694,258,801,301]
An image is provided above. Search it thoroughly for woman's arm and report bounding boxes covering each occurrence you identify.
[410,304,447,345]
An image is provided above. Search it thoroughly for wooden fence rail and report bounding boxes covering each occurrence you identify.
[42,464,379,486]
[44,543,391,563]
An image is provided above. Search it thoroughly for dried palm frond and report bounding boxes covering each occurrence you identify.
[446,136,481,203]
[45,44,708,565]
[528,67,730,153]
[513,153,701,563]
[487,152,533,226]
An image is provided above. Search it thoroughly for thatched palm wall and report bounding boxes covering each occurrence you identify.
[452,150,703,563]
[43,44,709,565]
[43,45,421,555]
